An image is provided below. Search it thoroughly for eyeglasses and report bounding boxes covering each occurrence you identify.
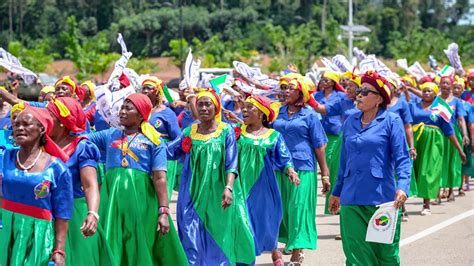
[356,87,380,96]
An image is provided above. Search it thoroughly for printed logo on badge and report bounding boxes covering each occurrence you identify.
[34,180,51,199]
[372,211,392,232]
[154,120,162,128]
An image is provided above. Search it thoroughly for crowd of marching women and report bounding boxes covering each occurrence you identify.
[0,48,473,266]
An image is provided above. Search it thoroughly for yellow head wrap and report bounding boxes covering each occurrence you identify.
[288,77,316,103]
[279,73,303,86]
[322,71,340,83]
[196,89,222,122]
[342,71,361,86]
[40,86,55,95]
[55,76,76,93]
[454,76,465,89]
[245,95,280,123]
[142,77,164,91]
[402,75,416,88]
[80,81,96,100]
[419,82,439,95]
[10,101,26,117]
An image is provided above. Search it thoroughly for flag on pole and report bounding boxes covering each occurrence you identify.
[431,96,453,123]
[209,74,228,94]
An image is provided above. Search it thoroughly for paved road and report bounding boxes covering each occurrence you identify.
[170,179,474,266]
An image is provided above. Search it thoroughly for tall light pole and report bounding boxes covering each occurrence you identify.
[339,0,370,64]
[179,0,184,80]
[348,0,354,63]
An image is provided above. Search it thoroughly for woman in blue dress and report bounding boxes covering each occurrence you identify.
[140,76,181,199]
[236,95,299,265]
[410,82,466,215]
[47,97,115,266]
[273,74,329,264]
[0,106,73,266]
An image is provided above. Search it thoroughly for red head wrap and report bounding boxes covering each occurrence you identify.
[440,75,454,85]
[246,95,279,123]
[21,107,69,162]
[125,93,161,145]
[47,97,87,133]
[361,71,391,104]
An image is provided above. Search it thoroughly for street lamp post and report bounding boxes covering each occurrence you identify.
[179,0,184,80]
[339,0,370,64]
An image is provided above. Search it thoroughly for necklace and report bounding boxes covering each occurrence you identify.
[17,149,42,172]
[121,133,139,167]
[247,126,265,136]
[361,116,372,125]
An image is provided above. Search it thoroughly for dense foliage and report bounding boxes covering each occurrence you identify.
[1,0,473,77]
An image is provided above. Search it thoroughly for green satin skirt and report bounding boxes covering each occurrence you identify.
[277,170,318,250]
[324,134,342,214]
[166,159,178,201]
[441,126,462,188]
[65,197,115,266]
[97,162,106,185]
[340,205,401,266]
[414,126,444,199]
[0,209,54,266]
[100,167,188,266]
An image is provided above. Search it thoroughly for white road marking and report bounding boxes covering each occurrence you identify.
[400,209,474,247]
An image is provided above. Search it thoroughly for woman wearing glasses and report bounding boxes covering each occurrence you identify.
[328,71,412,265]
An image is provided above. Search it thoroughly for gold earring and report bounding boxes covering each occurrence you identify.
[60,124,64,127]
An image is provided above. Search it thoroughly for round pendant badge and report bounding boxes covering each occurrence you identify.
[34,180,51,199]
[372,211,393,232]
[154,120,162,129]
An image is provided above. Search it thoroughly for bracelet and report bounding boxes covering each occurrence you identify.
[321,175,330,181]
[409,147,416,151]
[225,185,233,193]
[87,211,99,221]
[51,249,66,259]
[158,207,170,216]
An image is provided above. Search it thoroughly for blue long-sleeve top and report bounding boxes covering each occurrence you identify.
[314,90,346,135]
[272,106,327,171]
[326,95,360,123]
[332,109,411,205]
[409,101,454,136]
[388,98,413,124]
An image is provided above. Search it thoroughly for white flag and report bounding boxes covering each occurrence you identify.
[0,48,38,85]
[366,201,399,244]
[184,48,201,89]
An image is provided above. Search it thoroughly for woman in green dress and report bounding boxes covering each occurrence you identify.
[141,76,181,200]
[167,89,256,265]
[273,74,330,264]
[88,93,188,265]
[47,97,115,266]
[1,106,72,266]
[438,76,469,202]
[409,82,466,215]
